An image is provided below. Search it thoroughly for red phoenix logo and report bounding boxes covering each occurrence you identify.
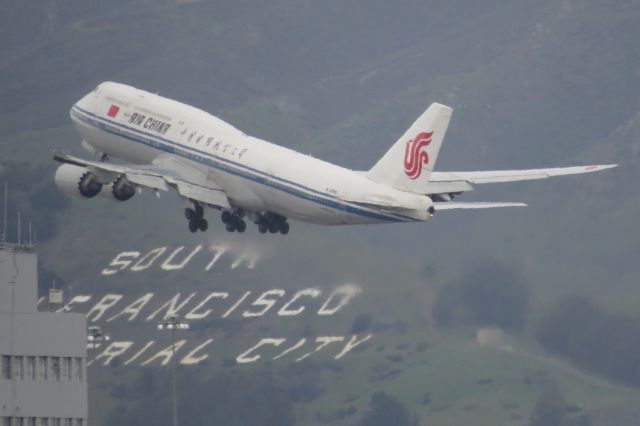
[403,131,433,179]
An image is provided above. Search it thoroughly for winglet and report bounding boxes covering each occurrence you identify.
[581,164,617,172]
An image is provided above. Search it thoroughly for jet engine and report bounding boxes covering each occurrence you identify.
[98,175,136,201]
[111,175,136,201]
[54,164,103,199]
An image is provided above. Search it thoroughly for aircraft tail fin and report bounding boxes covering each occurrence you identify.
[367,103,452,193]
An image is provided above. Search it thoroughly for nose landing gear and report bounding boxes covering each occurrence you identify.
[185,203,208,233]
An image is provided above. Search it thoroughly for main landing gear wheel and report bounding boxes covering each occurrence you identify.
[258,222,268,234]
[279,222,290,235]
[221,210,247,233]
[268,222,279,233]
[256,212,289,235]
[221,210,232,224]
[185,203,208,233]
[194,204,204,217]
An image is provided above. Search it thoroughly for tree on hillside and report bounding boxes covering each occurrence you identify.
[529,380,591,426]
[359,392,411,426]
[433,259,529,331]
[537,296,640,388]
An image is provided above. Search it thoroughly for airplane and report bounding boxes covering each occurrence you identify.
[53,82,616,235]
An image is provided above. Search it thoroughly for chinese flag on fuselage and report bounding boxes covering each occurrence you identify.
[107,105,120,118]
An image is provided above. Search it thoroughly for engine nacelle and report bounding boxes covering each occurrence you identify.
[112,175,136,201]
[54,164,103,199]
[98,175,136,201]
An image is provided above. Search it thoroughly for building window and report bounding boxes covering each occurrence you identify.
[37,418,48,426]
[74,358,83,381]
[2,355,10,379]
[75,419,83,426]
[51,357,60,381]
[38,357,47,380]
[52,419,60,426]
[27,419,36,426]
[13,356,23,380]
[26,357,36,380]
[62,358,71,381]
[63,419,72,426]
[3,417,10,426]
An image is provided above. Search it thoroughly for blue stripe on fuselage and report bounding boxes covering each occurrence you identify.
[71,106,419,223]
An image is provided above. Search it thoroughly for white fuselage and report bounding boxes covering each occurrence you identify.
[70,82,431,225]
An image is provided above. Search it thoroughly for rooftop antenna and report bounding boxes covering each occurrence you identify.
[28,222,33,246]
[17,211,21,245]
[1,181,7,243]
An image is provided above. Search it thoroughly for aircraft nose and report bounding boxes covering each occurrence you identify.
[70,90,94,122]
[73,92,92,111]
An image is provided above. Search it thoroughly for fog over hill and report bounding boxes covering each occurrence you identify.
[1,1,640,425]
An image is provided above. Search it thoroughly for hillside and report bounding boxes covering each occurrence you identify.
[1,0,640,425]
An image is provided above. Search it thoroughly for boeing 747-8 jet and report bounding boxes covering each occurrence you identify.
[53,82,616,234]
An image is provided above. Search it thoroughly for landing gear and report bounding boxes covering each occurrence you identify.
[256,212,289,235]
[258,222,268,234]
[280,221,290,235]
[185,203,207,233]
[221,210,247,233]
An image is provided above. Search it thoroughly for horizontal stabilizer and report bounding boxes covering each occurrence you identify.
[434,202,527,210]
[430,164,617,184]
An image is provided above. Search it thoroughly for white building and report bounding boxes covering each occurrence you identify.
[0,241,87,426]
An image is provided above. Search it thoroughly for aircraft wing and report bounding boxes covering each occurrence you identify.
[430,164,617,184]
[434,201,527,210]
[53,150,231,209]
